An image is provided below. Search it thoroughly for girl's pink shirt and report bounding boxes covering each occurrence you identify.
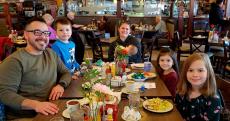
[48,26,56,40]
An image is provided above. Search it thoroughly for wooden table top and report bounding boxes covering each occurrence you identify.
[100,36,117,44]
[61,75,172,99]
[33,99,183,121]
[33,65,181,121]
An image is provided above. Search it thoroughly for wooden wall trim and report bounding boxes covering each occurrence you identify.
[187,0,194,36]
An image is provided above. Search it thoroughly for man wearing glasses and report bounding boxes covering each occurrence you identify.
[0,17,71,120]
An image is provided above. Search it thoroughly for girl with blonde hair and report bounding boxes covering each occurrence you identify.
[175,53,221,121]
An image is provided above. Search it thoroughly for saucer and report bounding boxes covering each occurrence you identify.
[62,109,70,118]
[121,87,139,94]
[121,112,141,121]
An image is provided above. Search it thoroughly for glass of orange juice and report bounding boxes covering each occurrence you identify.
[111,63,116,77]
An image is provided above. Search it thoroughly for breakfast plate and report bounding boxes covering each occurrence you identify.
[143,98,173,113]
[143,72,157,79]
[127,73,147,82]
[128,72,156,80]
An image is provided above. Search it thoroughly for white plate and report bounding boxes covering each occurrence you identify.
[125,68,131,73]
[132,63,144,68]
[193,35,206,39]
[121,113,141,121]
[142,98,173,113]
[62,109,70,118]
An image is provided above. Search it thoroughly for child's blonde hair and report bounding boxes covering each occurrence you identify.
[177,53,217,97]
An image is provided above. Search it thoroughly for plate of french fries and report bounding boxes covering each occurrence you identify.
[143,98,173,113]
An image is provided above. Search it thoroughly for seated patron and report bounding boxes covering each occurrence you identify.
[52,17,80,76]
[154,16,168,36]
[97,16,108,32]
[108,22,142,63]
[175,53,221,120]
[209,0,230,30]
[67,11,84,29]
[42,13,56,40]
[0,17,71,120]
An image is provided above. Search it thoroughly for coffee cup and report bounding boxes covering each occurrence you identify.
[126,81,135,92]
[66,100,80,114]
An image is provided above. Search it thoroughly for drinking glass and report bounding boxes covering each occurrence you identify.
[128,91,140,110]
[70,109,84,121]
[144,62,152,72]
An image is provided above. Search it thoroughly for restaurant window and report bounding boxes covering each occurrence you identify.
[173,0,190,17]
[66,0,117,16]
[122,0,171,17]
[173,0,212,18]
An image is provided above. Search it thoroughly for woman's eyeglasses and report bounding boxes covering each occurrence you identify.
[26,29,51,37]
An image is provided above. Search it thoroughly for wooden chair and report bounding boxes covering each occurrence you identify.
[83,31,108,62]
[216,75,230,110]
[142,31,157,39]
[192,20,209,36]
[212,40,229,73]
[223,61,230,79]
[222,41,230,78]
[71,30,85,64]
[189,34,213,58]
[141,36,156,62]
[174,31,190,63]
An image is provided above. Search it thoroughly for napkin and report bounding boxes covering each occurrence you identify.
[134,82,156,89]
[110,91,122,103]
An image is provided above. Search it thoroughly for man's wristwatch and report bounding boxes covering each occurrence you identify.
[58,82,66,88]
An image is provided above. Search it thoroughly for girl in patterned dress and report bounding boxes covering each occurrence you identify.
[157,47,179,97]
[175,53,221,121]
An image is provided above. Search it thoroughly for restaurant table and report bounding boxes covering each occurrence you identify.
[61,76,172,99]
[33,99,183,121]
[33,65,181,120]
[188,36,229,53]
[100,36,117,45]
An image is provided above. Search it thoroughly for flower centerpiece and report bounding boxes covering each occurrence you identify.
[81,68,103,121]
[114,45,129,76]
[209,24,219,43]
[81,63,119,121]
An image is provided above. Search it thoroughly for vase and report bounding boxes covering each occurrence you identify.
[115,58,128,76]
